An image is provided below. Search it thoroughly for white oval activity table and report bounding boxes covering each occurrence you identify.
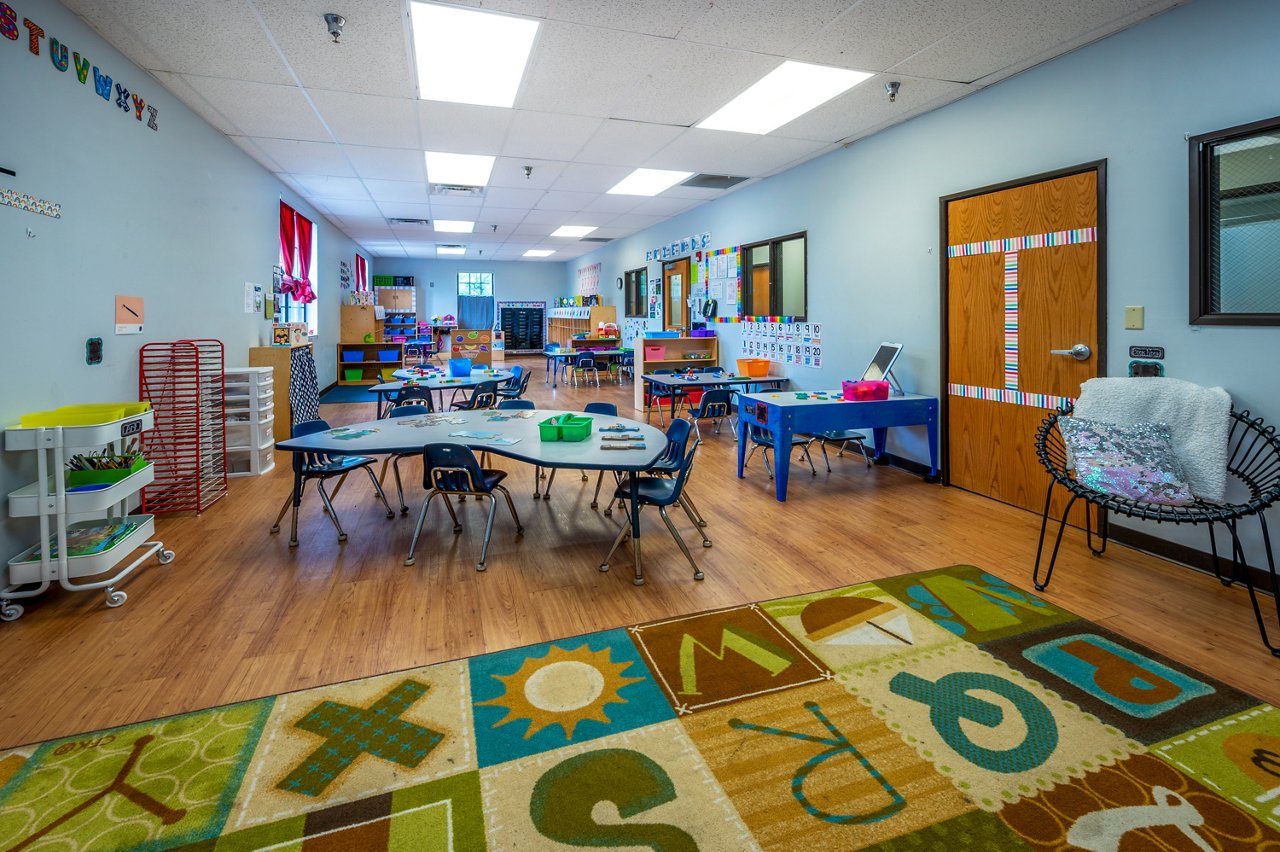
[276,409,669,584]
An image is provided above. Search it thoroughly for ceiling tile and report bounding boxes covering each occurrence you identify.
[580,194,644,215]
[286,175,370,200]
[794,0,999,71]
[644,128,758,173]
[252,139,355,176]
[715,136,831,176]
[521,209,572,225]
[489,158,566,189]
[310,90,419,148]
[418,101,514,155]
[535,190,598,212]
[546,0,704,37]
[342,145,428,182]
[476,207,530,224]
[503,111,603,161]
[316,198,384,218]
[181,75,330,141]
[676,0,855,54]
[483,186,548,208]
[68,0,293,84]
[227,136,283,173]
[627,196,700,217]
[364,179,431,203]
[774,74,968,143]
[430,199,485,218]
[257,0,416,99]
[375,201,433,219]
[575,120,688,167]
[150,71,241,135]
[550,163,630,194]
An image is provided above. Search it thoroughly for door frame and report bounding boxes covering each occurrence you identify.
[937,159,1109,486]
[663,256,692,330]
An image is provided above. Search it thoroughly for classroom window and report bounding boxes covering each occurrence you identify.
[623,267,647,317]
[457,271,494,296]
[1190,114,1280,324]
[279,202,319,336]
[742,232,807,319]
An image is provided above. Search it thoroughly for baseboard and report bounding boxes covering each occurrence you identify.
[877,452,934,479]
[1110,524,1275,594]
[320,381,336,396]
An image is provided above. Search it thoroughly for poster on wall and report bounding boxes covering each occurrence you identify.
[114,295,144,335]
[577,262,601,297]
[339,260,352,290]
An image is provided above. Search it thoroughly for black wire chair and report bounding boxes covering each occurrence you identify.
[1033,403,1280,656]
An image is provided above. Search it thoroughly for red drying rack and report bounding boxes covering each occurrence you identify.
[139,339,228,514]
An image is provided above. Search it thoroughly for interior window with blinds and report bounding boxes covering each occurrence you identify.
[1190,115,1280,324]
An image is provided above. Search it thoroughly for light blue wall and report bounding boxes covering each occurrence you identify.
[0,0,358,559]
[371,258,569,322]
[572,0,1280,553]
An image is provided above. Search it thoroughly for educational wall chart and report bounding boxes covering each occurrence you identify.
[741,321,823,368]
[576,262,600,297]
[706,247,741,319]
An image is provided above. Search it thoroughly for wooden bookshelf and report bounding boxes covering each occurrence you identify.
[547,305,616,347]
[632,334,719,412]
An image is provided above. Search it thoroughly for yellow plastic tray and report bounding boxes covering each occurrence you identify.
[20,402,151,428]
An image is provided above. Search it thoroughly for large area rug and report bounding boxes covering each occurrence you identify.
[2,565,1278,850]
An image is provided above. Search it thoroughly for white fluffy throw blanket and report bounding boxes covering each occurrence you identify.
[1074,377,1232,502]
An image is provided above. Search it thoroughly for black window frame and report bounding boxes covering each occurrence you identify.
[1189,113,1280,325]
[623,266,647,317]
[741,231,807,320]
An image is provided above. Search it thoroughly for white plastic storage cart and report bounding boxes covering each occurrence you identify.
[3,410,175,621]
[224,366,275,477]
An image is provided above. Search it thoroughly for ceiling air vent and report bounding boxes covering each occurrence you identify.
[579,237,612,243]
[389,218,429,225]
[430,183,485,198]
[680,173,749,190]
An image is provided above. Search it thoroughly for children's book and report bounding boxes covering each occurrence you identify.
[21,520,137,561]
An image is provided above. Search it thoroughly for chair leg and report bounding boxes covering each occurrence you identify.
[1235,514,1280,656]
[679,490,708,529]
[798,443,817,476]
[744,443,761,473]
[677,494,711,547]
[600,515,634,573]
[533,466,543,499]
[762,447,774,480]
[315,481,347,542]
[1033,485,1078,592]
[441,493,462,533]
[658,506,704,581]
[404,491,438,566]
[271,486,295,534]
[819,439,832,473]
[363,465,396,518]
[497,485,524,535]
[392,456,409,515]
[477,494,499,571]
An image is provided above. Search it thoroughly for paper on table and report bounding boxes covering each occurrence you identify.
[448,430,500,439]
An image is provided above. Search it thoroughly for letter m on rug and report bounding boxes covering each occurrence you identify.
[678,625,794,696]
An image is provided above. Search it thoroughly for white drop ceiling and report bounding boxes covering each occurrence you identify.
[63,0,1186,261]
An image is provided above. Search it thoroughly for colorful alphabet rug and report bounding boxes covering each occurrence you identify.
[2,565,1278,850]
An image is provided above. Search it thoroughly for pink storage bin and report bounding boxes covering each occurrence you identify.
[644,345,666,360]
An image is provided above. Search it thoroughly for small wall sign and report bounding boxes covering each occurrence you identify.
[1129,345,1165,359]
[114,295,144,334]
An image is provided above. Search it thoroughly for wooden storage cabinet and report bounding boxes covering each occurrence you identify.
[377,285,417,341]
[249,343,310,443]
[632,335,720,412]
[547,306,616,347]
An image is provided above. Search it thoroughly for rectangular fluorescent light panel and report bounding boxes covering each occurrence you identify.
[606,168,694,196]
[523,249,555,257]
[434,220,475,233]
[436,245,466,256]
[697,61,873,135]
[410,2,539,108]
[550,225,597,238]
[425,152,495,187]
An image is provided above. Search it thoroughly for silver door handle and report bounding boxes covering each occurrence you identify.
[1049,343,1092,361]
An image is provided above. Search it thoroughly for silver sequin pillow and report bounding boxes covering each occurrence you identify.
[1058,417,1195,506]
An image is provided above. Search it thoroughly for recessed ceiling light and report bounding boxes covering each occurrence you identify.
[697,61,873,135]
[523,249,555,257]
[425,151,495,187]
[436,245,466,256]
[410,2,539,108]
[434,219,475,233]
[606,168,694,197]
[550,225,597,238]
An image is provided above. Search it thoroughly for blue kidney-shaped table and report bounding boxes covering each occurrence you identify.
[277,409,668,583]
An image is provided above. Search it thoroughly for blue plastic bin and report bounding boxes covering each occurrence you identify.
[341,350,364,362]
[448,358,473,377]
[377,349,400,362]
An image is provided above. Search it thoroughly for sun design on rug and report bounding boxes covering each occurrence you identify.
[478,644,645,741]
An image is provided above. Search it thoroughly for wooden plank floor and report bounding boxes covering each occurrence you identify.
[1,355,1276,749]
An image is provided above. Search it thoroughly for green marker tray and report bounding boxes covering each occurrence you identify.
[538,415,593,442]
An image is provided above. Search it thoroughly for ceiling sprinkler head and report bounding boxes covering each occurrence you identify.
[324,13,345,43]
[523,165,533,179]
[885,80,900,103]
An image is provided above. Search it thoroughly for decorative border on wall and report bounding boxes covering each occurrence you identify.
[496,300,547,353]
[948,383,1073,410]
[1,189,61,218]
[716,315,799,323]
[1004,252,1018,390]
[947,227,1097,257]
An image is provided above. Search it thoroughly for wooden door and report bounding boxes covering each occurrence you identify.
[663,258,690,330]
[943,165,1105,515]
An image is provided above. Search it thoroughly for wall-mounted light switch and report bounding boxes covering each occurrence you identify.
[1124,305,1144,330]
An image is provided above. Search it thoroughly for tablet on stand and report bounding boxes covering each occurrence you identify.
[861,343,904,395]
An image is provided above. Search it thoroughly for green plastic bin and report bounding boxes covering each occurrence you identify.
[538,415,593,442]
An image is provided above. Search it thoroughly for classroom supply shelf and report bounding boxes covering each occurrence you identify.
[632,334,720,413]
[224,366,275,477]
[548,305,616,347]
[2,411,175,621]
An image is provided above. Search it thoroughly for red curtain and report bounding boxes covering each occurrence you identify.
[355,254,368,291]
[278,202,316,305]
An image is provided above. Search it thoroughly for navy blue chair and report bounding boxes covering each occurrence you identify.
[609,418,710,539]
[271,419,394,546]
[689,388,734,440]
[646,369,688,426]
[496,365,530,400]
[571,352,600,387]
[745,423,817,479]
[450,379,500,411]
[496,399,535,410]
[391,385,435,413]
[806,429,873,472]
[601,434,706,586]
[404,443,523,571]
